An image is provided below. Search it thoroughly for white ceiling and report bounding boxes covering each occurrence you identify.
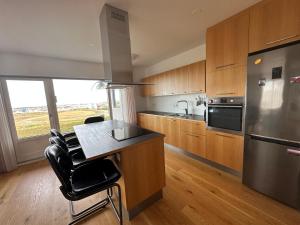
[0,0,259,66]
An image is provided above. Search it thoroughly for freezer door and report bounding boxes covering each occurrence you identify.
[246,42,300,142]
[243,135,300,209]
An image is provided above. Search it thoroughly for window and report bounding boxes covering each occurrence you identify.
[53,79,110,132]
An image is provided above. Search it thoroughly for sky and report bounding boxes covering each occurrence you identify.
[6,79,109,108]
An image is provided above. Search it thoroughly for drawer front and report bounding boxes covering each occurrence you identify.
[181,133,206,158]
[180,120,206,136]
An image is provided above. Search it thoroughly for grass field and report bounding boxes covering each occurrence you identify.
[13,108,110,139]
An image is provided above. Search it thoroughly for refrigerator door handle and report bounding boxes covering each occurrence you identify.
[290,76,300,84]
[287,148,300,156]
[249,134,300,148]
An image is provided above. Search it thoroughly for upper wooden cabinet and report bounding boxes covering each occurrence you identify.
[175,66,189,95]
[206,11,249,73]
[206,11,249,97]
[249,0,300,53]
[188,61,206,93]
[142,60,206,97]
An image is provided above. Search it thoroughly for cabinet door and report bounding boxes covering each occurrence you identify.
[181,133,206,157]
[188,61,206,93]
[175,66,189,95]
[206,130,244,172]
[167,70,177,95]
[142,77,150,96]
[206,66,246,97]
[206,11,249,72]
[249,0,300,53]
[180,120,206,136]
[165,118,180,147]
[137,114,147,128]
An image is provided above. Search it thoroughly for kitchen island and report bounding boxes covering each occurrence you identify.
[74,120,165,219]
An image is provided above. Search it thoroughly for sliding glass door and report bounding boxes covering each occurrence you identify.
[1,78,110,163]
[2,78,55,162]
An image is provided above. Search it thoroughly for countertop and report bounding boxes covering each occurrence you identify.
[138,111,205,122]
[74,120,164,160]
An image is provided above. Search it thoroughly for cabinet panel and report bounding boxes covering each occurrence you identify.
[165,118,181,147]
[206,130,244,172]
[175,66,189,95]
[249,0,300,53]
[180,120,206,136]
[206,66,246,97]
[181,133,206,157]
[206,11,249,73]
[188,61,206,93]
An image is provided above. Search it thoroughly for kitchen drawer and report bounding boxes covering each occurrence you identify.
[180,120,206,136]
[181,133,206,158]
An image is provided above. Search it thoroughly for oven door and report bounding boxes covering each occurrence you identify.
[207,104,243,133]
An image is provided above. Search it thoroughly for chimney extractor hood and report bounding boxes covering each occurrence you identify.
[99,4,148,86]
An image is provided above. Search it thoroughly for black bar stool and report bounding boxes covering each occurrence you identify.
[49,136,86,168]
[45,144,123,225]
[50,129,80,148]
[84,115,105,124]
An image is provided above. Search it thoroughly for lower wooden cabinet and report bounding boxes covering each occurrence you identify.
[180,120,206,157]
[181,133,206,158]
[137,113,244,173]
[164,118,181,147]
[206,130,244,172]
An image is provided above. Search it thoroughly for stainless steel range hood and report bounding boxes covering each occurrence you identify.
[99,4,146,86]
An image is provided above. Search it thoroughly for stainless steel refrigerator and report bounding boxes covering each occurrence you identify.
[243,41,300,209]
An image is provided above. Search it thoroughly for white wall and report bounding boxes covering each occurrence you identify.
[0,52,104,79]
[133,44,206,115]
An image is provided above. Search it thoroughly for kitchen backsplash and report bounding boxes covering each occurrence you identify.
[146,93,207,116]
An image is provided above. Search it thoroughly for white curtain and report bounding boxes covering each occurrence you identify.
[121,87,137,124]
[0,81,17,172]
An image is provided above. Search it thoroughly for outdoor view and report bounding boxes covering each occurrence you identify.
[7,79,110,139]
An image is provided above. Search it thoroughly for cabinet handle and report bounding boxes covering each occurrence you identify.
[216,63,235,69]
[186,134,199,138]
[287,148,300,156]
[216,92,235,95]
[216,133,233,138]
[266,35,299,45]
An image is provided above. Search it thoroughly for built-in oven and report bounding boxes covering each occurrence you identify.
[206,97,244,135]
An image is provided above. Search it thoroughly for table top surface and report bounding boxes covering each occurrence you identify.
[74,120,163,160]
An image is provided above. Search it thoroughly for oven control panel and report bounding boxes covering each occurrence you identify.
[208,97,244,105]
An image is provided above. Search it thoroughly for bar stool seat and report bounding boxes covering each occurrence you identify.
[71,159,120,195]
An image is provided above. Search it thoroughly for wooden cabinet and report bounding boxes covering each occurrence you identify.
[249,0,300,53]
[165,118,181,147]
[142,60,206,97]
[206,130,244,172]
[188,61,206,93]
[206,11,249,97]
[137,113,148,128]
[175,66,189,94]
[206,66,246,97]
[180,120,206,157]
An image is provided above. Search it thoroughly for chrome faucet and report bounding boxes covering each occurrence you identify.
[176,100,188,115]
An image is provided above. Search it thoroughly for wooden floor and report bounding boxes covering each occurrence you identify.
[1,148,300,225]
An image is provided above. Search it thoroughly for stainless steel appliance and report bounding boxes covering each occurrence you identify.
[243,41,300,209]
[99,4,148,87]
[207,97,244,135]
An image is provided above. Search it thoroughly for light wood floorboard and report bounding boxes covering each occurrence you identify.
[0,148,300,225]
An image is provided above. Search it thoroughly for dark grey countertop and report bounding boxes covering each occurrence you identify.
[138,111,205,121]
[74,120,164,160]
